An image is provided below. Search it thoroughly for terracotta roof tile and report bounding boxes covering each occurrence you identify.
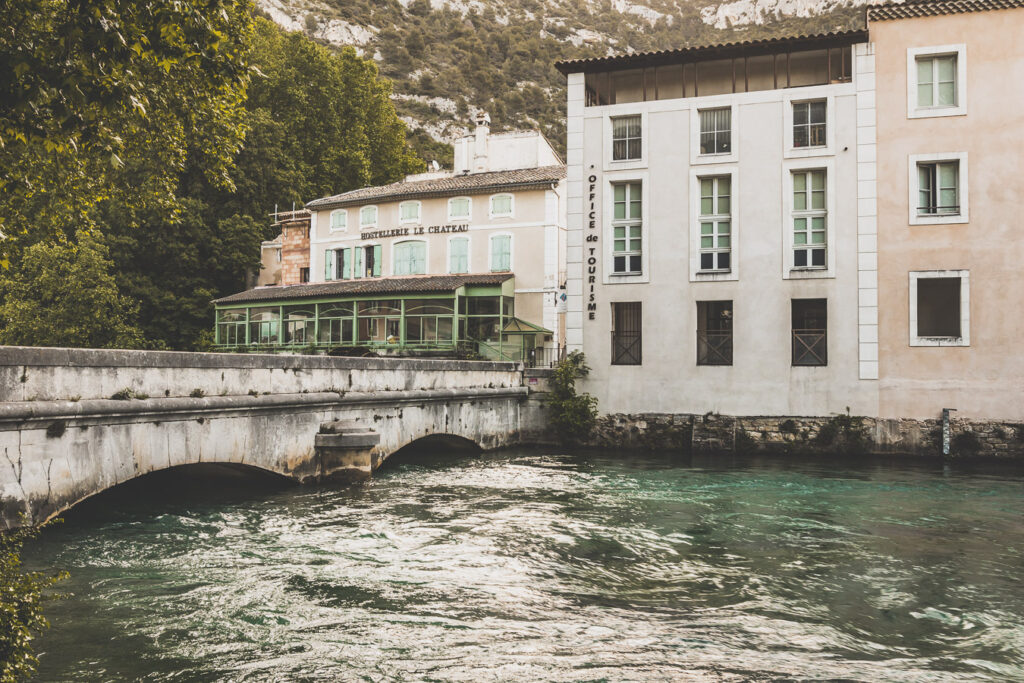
[306,166,566,210]
[214,274,513,305]
[555,29,868,74]
[868,0,1024,20]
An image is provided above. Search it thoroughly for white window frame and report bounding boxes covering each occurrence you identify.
[610,114,643,162]
[391,239,428,276]
[908,152,969,225]
[398,201,421,225]
[488,233,513,273]
[603,109,647,170]
[689,101,738,165]
[359,205,378,229]
[604,171,649,284]
[909,270,970,346]
[329,209,347,232]
[353,242,382,279]
[447,196,472,222]
[447,235,471,274]
[907,44,967,119]
[488,193,514,219]
[782,158,836,279]
[689,166,739,282]
[783,94,835,159]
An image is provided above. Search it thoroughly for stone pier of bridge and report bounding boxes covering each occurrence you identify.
[0,347,550,528]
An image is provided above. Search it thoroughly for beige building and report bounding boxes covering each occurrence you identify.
[214,114,566,361]
[870,0,1024,420]
[257,210,312,287]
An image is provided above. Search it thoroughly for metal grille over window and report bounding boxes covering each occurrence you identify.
[612,182,642,274]
[792,299,827,366]
[793,101,826,148]
[792,170,826,268]
[917,55,957,108]
[699,108,731,155]
[611,115,642,161]
[699,176,731,272]
[611,302,642,365]
[918,162,959,215]
[697,301,733,366]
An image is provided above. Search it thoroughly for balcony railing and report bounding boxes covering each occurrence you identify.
[697,331,732,366]
[525,346,566,369]
[792,329,827,366]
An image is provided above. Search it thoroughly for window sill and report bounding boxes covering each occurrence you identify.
[693,269,736,282]
[910,336,969,347]
[786,267,832,280]
[908,106,966,119]
[910,213,968,226]
[692,152,737,165]
[784,144,833,159]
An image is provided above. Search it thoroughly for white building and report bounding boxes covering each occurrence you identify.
[557,31,880,416]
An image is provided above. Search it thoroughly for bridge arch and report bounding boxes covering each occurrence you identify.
[383,433,483,465]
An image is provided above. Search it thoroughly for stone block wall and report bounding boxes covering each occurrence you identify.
[280,219,311,285]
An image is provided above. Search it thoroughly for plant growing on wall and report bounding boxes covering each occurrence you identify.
[0,520,66,682]
[548,351,598,445]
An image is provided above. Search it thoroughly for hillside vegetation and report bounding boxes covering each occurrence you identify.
[273,0,867,161]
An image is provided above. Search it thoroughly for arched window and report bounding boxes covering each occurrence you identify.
[329,209,347,231]
[393,240,427,275]
[490,234,512,272]
[489,194,513,218]
[360,205,378,228]
[399,201,421,223]
[449,236,469,274]
[448,197,471,221]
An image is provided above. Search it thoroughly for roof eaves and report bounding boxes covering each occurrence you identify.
[554,29,869,74]
[867,0,1024,21]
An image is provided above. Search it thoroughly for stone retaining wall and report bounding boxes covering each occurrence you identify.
[586,412,1024,458]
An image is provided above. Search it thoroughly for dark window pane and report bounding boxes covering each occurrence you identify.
[611,302,642,365]
[794,250,808,267]
[917,278,961,337]
[629,255,641,272]
[719,252,730,270]
[700,253,714,270]
[614,255,626,272]
[811,249,826,267]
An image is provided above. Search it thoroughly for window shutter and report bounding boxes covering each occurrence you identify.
[341,248,351,279]
[325,250,336,280]
[373,245,382,277]
[354,247,363,279]
[413,242,425,274]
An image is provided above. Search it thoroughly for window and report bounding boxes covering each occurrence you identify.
[216,310,246,346]
[324,249,336,280]
[393,240,426,275]
[448,197,471,221]
[353,244,382,278]
[299,267,310,283]
[611,302,642,365]
[917,161,959,216]
[916,54,957,108]
[329,209,347,231]
[910,271,970,346]
[449,237,469,273]
[359,206,377,228]
[399,201,421,223]
[697,301,732,366]
[490,194,513,218]
[699,108,731,155]
[793,100,826,148]
[490,234,511,272]
[318,303,354,346]
[792,299,827,366]
[612,182,642,275]
[611,115,642,161]
[698,176,731,272]
[792,170,826,268]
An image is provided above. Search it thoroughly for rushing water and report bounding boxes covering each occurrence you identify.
[24,449,1024,681]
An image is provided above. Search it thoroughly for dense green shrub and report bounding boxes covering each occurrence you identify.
[0,521,66,682]
[548,351,598,445]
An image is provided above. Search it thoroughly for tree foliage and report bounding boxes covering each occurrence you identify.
[0,232,145,348]
[548,351,598,445]
[0,522,66,683]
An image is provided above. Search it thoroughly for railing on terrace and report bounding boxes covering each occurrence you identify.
[525,346,566,369]
[792,329,827,366]
[697,331,732,366]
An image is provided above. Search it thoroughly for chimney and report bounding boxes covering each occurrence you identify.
[473,110,490,173]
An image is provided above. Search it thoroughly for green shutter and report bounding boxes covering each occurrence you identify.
[354,247,363,279]
[325,250,335,280]
[373,245,382,277]
[341,248,351,279]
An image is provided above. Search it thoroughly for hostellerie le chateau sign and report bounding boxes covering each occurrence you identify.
[361,224,469,240]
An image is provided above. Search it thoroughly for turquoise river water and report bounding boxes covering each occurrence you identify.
[23,449,1024,681]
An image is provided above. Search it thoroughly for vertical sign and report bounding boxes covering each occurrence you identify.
[586,175,599,320]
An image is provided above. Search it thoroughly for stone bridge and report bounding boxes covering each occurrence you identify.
[0,347,548,529]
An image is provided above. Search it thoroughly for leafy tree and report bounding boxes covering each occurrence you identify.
[0,232,145,348]
[0,0,256,266]
[0,521,66,683]
[548,351,599,445]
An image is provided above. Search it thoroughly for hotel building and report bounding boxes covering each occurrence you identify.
[557,31,880,416]
[870,0,1024,421]
[214,114,567,362]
